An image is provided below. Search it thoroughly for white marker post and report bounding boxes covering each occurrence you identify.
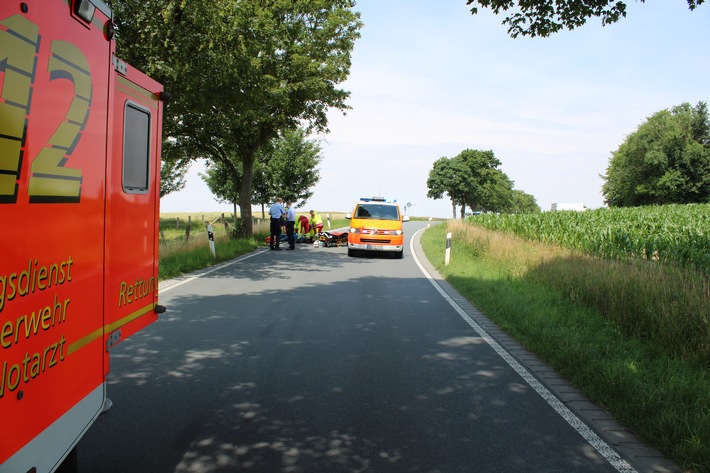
[207,224,216,258]
[445,232,452,266]
[327,214,331,229]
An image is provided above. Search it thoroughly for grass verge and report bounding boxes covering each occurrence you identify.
[159,236,263,280]
[420,220,709,473]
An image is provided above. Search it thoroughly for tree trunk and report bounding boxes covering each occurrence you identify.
[460,204,466,219]
[451,199,456,219]
[238,156,254,237]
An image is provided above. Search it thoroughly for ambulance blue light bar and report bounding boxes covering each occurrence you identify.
[359,196,396,203]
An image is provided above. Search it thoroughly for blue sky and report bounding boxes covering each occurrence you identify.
[160,0,710,217]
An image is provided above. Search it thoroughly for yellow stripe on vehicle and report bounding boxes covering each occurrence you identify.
[67,302,156,355]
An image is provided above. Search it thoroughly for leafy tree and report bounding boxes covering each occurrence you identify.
[457,149,507,216]
[466,0,705,38]
[426,156,472,218]
[107,0,362,236]
[159,158,188,198]
[476,174,539,214]
[200,158,240,217]
[475,168,514,213]
[257,129,323,208]
[508,189,540,213]
[201,129,323,218]
[602,101,710,207]
[427,149,532,216]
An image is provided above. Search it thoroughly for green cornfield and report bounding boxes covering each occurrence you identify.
[469,203,710,273]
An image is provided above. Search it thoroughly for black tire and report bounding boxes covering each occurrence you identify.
[394,250,403,259]
[348,248,356,257]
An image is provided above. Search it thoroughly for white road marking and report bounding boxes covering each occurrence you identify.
[410,228,637,473]
[159,249,269,294]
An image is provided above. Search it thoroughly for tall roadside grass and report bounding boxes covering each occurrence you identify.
[421,220,710,472]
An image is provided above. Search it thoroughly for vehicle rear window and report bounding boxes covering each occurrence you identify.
[123,102,151,193]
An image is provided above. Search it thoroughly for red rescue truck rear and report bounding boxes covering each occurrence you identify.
[1,1,167,471]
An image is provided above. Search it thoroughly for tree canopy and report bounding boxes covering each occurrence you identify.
[458,149,506,214]
[427,149,538,217]
[201,128,323,218]
[466,0,705,37]
[159,158,188,198]
[509,189,540,214]
[256,129,323,209]
[107,0,362,236]
[602,102,710,207]
[426,156,472,217]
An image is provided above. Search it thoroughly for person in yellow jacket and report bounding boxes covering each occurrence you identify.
[309,210,323,239]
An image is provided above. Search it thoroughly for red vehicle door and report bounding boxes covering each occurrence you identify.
[103,59,164,351]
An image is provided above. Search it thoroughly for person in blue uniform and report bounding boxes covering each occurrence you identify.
[285,201,296,250]
[269,198,285,250]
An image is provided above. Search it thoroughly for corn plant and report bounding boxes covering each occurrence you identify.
[469,204,710,272]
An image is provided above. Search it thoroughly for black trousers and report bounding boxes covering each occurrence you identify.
[270,218,282,248]
[285,221,295,249]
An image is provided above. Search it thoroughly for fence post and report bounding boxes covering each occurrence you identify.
[222,216,230,238]
[445,232,452,266]
[185,215,191,240]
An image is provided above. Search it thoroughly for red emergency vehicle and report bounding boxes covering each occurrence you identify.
[1,1,166,471]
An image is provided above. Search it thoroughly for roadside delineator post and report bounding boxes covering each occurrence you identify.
[207,214,225,257]
[445,232,452,266]
[206,224,216,257]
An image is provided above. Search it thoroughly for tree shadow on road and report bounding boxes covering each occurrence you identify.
[79,248,617,473]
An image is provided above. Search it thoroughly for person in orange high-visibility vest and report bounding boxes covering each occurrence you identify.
[309,210,323,239]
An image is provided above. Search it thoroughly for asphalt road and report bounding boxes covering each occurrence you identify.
[78,221,675,473]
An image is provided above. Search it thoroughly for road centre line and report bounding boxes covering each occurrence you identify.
[410,228,637,473]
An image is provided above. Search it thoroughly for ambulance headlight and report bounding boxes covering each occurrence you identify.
[392,230,403,235]
[349,228,360,234]
[74,0,96,23]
